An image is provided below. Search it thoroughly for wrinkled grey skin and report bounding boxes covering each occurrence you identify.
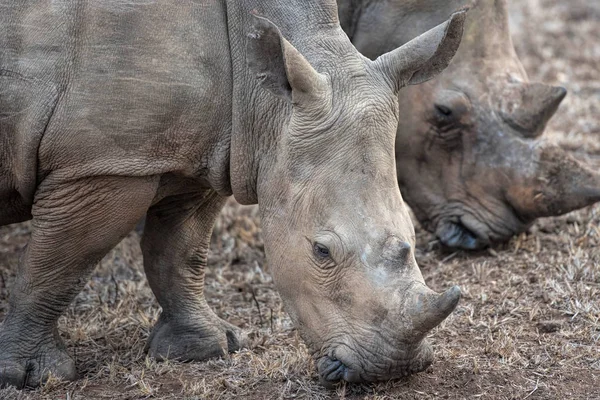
[0,0,466,389]
[338,0,600,250]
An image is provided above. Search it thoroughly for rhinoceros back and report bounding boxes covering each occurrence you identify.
[0,1,233,223]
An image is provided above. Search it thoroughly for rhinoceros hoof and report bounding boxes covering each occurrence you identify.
[146,316,247,362]
[0,337,77,389]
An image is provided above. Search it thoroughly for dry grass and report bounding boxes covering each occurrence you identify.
[1,0,599,398]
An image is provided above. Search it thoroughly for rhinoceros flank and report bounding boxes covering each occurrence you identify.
[338,0,600,250]
[0,0,466,389]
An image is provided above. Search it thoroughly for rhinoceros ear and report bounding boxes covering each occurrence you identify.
[246,14,328,103]
[374,10,467,89]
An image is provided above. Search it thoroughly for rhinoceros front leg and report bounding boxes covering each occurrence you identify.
[142,190,246,362]
[0,176,158,389]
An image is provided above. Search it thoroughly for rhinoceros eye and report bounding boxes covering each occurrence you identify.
[435,104,452,117]
[313,242,330,259]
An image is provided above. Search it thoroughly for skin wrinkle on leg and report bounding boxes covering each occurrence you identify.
[0,175,159,388]
[142,190,245,362]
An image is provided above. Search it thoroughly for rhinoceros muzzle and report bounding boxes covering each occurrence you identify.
[317,341,435,386]
[315,285,461,386]
[434,202,534,250]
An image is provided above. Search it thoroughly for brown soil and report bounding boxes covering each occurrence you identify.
[1,0,599,399]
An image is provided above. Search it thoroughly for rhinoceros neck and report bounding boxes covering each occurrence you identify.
[224,0,342,205]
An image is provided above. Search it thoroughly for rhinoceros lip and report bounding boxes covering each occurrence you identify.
[436,220,488,250]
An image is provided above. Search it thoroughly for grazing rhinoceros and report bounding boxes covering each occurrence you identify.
[0,0,467,389]
[338,0,600,250]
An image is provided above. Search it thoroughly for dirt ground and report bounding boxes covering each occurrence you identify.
[1,0,599,399]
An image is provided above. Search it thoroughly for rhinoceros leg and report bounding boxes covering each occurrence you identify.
[142,190,246,362]
[0,176,158,388]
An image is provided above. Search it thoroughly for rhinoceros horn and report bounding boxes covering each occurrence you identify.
[501,83,567,138]
[410,285,461,334]
[507,146,600,219]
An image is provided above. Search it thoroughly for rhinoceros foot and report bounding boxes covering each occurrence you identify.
[145,314,247,362]
[0,327,77,389]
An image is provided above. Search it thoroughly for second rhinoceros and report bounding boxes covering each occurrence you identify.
[0,0,466,389]
[338,0,600,249]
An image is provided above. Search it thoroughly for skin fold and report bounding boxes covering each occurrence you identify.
[338,0,600,250]
[0,0,466,389]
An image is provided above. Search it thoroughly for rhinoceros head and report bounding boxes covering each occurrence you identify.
[343,0,600,249]
[244,10,465,384]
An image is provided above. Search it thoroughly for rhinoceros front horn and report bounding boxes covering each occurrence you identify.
[561,160,600,212]
[410,285,461,334]
[501,83,567,138]
[507,146,600,219]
